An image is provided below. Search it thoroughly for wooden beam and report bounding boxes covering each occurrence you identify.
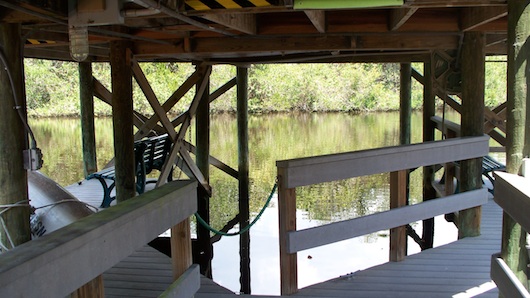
[461,6,507,31]
[495,172,530,234]
[389,170,407,262]
[159,264,200,298]
[0,181,197,298]
[131,59,177,141]
[484,106,506,133]
[79,62,98,177]
[0,23,31,250]
[237,66,251,294]
[210,77,236,103]
[304,10,326,33]
[92,78,161,133]
[201,14,256,35]
[170,219,192,281]
[288,188,487,253]
[195,64,212,278]
[156,66,212,189]
[389,8,418,31]
[491,254,530,298]
[110,43,136,203]
[134,34,459,57]
[278,167,297,296]
[502,0,530,287]
[422,60,436,250]
[277,136,490,189]
[459,31,485,238]
[182,141,238,179]
[135,66,204,140]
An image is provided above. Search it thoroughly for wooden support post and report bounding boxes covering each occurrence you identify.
[390,63,412,260]
[237,66,251,294]
[79,62,98,177]
[422,61,436,249]
[0,23,31,250]
[390,170,407,262]
[502,0,530,286]
[171,219,193,279]
[195,65,212,278]
[278,168,298,296]
[110,42,135,203]
[400,63,412,146]
[459,31,485,238]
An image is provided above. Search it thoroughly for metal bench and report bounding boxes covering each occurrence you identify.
[440,155,506,195]
[88,134,172,208]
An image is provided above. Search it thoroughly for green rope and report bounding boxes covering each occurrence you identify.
[195,183,277,236]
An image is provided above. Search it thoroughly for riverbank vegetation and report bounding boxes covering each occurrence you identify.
[24,59,506,117]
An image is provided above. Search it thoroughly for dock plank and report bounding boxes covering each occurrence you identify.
[294,197,502,298]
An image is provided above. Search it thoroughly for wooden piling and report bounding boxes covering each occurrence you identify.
[399,63,412,146]
[502,0,530,286]
[390,63,412,261]
[110,42,135,202]
[459,31,485,238]
[390,170,407,262]
[422,61,436,249]
[0,23,31,250]
[195,66,212,278]
[79,62,97,177]
[237,66,251,294]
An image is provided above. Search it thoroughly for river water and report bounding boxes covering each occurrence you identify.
[30,111,469,295]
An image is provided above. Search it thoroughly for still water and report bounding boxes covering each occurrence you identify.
[30,112,460,295]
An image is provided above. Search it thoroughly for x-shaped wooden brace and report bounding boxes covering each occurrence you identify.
[411,68,506,146]
[93,62,238,195]
[131,60,212,194]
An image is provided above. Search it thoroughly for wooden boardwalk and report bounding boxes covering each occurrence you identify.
[65,179,502,297]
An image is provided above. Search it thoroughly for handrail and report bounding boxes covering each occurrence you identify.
[277,135,489,188]
[0,180,197,298]
[491,172,530,297]
[278,136,489,295]
[287,188,487,253]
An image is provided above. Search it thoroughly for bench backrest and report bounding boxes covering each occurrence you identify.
[138,134,172,174]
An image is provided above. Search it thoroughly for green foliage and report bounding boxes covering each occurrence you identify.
[24,59,507,116]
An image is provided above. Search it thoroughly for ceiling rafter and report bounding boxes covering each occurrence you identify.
[461,6,507,31]
[304,10,326,33]
[389,8,419,31]
[201,13,257,35]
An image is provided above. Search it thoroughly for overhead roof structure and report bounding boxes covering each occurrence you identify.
[1,0,507,63]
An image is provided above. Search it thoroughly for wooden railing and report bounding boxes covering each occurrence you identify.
[491,172,530,298]
[277,136,490,295]
[0,180,198,298]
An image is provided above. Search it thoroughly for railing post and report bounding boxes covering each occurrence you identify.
[390,170,407,262]
[278,167,298,295]
[171,219,193,280]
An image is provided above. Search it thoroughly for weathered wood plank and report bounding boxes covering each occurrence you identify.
[278,167,298,295]
[277,136,489,188]
[491,254,530,298]
[494,172,530,233]
[159,264,200,298]
[389,170,407,262]
[288,188,487,253]
[0,180,197,298]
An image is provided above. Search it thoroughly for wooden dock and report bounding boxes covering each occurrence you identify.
[65,178,502,297]
[290,196,501,298]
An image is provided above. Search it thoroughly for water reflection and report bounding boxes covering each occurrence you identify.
[30,112,462,295]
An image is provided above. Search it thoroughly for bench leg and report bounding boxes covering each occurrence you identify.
[95,177,115,208]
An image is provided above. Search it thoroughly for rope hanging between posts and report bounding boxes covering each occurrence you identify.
[195,183,277,237]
